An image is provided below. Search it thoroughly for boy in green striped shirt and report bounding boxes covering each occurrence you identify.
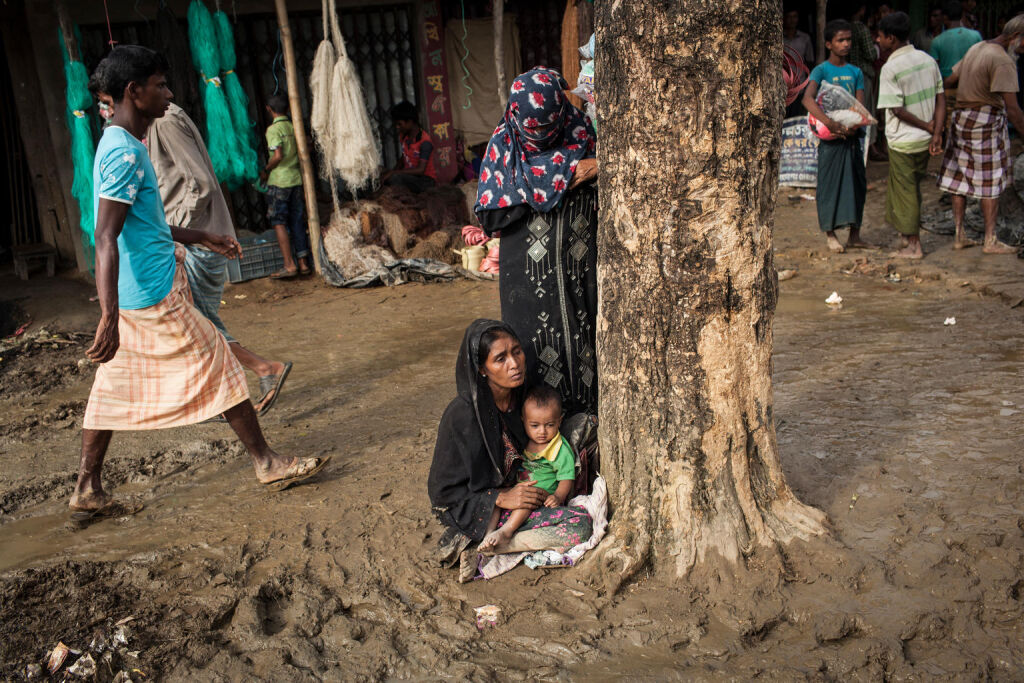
[876,11,945,259]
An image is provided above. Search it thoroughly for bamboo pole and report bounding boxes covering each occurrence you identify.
[274,0,323,274]
[494,0,507,108]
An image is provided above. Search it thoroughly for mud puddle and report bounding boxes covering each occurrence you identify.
[1,268,1023,678]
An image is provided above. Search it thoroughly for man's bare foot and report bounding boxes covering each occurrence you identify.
[890,244,924,259]
[69,489,111,512]
[983,239,1018,255]
[826,234,846,253]
[953,236,978,250]
[255,454,300,484]
[478,528,512,552]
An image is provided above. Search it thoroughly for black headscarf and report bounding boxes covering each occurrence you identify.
[428,319,527,546]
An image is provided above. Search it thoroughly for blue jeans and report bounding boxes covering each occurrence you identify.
[266,185,309,258]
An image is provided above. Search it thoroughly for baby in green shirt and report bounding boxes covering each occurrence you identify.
[479,385,576,551]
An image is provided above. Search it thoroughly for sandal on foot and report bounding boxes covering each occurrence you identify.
[262,456,331,492]
[270,268,298,280]
[256,362,293,416]
[69,499,144,522]
[299,266,312,276]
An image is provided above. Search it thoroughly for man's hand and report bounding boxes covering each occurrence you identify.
[200,233,243,259]
[87,313,120,363]
[258,170,268,184]
[569,158,598,188]
[929,132,944,155]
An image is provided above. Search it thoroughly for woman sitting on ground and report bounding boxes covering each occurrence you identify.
[428,320,593,580]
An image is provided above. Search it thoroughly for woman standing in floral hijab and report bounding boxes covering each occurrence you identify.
[476,67,599,417]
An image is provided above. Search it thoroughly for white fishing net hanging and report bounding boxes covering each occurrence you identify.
[310,0,381,198]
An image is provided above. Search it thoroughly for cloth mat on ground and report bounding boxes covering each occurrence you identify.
[479,474,608,579]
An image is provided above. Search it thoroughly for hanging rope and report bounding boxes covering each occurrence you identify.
[783,45,810,106]
[309,0,381,197]
[459,0,472,109]
[102,0,118,47]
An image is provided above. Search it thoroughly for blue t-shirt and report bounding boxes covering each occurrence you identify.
[809,61,865,96]
[930,27,983,79]
[93,126,176,310]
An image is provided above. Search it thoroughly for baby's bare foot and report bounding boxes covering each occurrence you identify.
[479,528,510,552]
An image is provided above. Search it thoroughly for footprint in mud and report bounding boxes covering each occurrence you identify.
[0,439,245,520]
[0,332,91,401]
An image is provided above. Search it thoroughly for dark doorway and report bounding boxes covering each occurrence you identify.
[0,30,42,263]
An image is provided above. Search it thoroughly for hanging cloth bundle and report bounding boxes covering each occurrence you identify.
[187,0,245,187]
[59,26,96,269]
[311,0,381,197]
[213,9,259,184]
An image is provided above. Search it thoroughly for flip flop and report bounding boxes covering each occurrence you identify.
[256,361,293,417]
[69,499,144,522]
[262,456,331,492]
[270,268,298,280]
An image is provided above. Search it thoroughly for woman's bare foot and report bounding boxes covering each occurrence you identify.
[826,233,846,253]
[953,237,979,250]
[478,527,513,552]
[982,239,1018,255]
[890,244,924,259]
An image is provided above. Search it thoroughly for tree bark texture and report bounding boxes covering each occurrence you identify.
[594,0,827,582]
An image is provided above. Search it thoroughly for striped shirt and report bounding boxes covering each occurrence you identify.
[877,45,944,154]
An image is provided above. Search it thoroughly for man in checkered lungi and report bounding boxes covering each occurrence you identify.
[70,46,329,521]
[938,15,1024,254]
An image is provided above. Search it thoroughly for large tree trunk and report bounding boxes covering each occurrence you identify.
[593,0,827,584]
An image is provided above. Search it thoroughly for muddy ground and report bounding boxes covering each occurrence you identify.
[1,161,1023,680]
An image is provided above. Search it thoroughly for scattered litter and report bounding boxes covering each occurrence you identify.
[1000,408,1020,417]
[233,294,247,300]
[886,273,902,283]
[849,494,859,510]
[10,321,30,338]
[67,653,97,678]
[47,642,71,674]
[825,291,843,306]
[113,624,132,647]
[799,193,816,202]
[566,588,585,598]
[943,317,956,326]
[25,663,42,679]
[524,550,572,569]
[474,604,502,630]
[777,269,798,282]
[220,300,226,305]
[1002,400,1015,407]
[115,615,136,627]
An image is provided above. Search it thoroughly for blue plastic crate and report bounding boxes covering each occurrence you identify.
[226,233,285,283]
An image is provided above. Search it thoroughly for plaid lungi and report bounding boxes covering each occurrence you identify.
[83,260,249,430]
[937,106,1012,199]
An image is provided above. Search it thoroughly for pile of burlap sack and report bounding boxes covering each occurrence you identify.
[320,181,491,287]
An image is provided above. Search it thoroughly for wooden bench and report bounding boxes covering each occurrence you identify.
[12,243,57,281]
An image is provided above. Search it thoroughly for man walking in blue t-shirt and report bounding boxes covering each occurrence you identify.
[71,46,328,521]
